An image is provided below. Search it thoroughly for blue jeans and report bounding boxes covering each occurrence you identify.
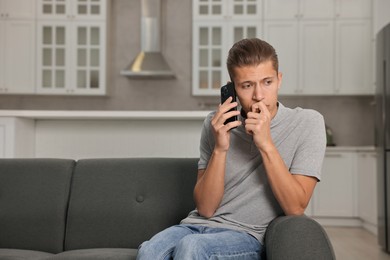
[136,224,263,260]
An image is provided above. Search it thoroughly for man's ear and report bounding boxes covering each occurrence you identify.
[277,72,283,89]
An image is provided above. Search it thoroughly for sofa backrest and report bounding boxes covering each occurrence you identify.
[0,159,75,254]
[64,158,198,250]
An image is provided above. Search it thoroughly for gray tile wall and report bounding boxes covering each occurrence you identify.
[0,0,376,146]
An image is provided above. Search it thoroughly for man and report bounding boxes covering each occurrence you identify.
[136,38,326,259]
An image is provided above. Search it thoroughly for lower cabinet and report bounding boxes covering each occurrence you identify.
[313,151,357,217]
[357,151,378,233]
[0,118,35,158]
[305,148,377,233]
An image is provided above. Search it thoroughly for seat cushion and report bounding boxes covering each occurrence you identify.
[0,248,54,259]
[0,159,75,254]
[48,248,137,260]
[64,158,198,250]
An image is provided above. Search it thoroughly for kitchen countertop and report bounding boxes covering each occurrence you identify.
[326,146,376,152]
[0,110,211,120]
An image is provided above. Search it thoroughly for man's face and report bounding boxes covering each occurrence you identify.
[232,60,282,119]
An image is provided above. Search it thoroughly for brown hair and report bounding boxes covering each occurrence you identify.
[226,38,279,80]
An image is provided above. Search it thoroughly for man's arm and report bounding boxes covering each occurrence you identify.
[260,146,317,215]
[194,97,241,218]
[246,101,323,215]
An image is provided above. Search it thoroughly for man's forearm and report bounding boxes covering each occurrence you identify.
[194,150,227,218]
[260,145,313,215]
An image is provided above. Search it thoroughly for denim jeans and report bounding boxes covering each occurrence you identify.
[136,224,263,260]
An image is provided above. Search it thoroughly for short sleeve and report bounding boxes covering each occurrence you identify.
[198,112,215,170]
[289,111,327,181]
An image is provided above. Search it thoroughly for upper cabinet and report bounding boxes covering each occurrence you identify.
[0,0,36,94]
[192,0,263,96]
[192,0,374,96]
[264,0,334,20]
[0,0,36,19]
[36,0,107,95]
[37,0,106,20]
[0,0,107,96]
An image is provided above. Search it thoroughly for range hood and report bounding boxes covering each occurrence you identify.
[121,0,175,79]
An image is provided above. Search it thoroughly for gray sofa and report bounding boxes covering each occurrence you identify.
[0,158,335,260]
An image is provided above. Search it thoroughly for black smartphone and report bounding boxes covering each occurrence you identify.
[220,82,238,125]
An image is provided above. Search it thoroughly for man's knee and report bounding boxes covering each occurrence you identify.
[174,235,210,258]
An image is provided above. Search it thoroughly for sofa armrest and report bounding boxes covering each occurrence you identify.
[265,215,336,260]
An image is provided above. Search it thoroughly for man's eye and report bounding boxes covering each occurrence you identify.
[243,84,251,89]
[265,80,272,85]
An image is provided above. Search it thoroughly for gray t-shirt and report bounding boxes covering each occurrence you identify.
[181,102,326,244]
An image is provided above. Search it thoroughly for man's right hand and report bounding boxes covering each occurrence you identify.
[211,97,241,152]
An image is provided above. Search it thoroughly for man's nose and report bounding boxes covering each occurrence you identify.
[252,85,264,101]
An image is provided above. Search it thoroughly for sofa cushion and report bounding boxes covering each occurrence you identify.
[48,248,137,260]
[0,159,75,254]
[0,249,53,260]
[64,158,198,250]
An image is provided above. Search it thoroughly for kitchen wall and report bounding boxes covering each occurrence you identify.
[0,0,377,146]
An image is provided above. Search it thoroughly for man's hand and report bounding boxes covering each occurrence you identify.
[245,101,273,151]
[211,97,241,152]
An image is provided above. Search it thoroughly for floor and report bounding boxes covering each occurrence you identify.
[324,226,390,260]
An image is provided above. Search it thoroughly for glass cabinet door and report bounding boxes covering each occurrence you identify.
[73,0,105,19]
[192,0,263,96]
[37,22,68,93]
[230,0,262,19]
[38,0,106,20]
[37,0,69,19]
[193,0,225,19]
[193,22,226,95]
[74,22,105,93]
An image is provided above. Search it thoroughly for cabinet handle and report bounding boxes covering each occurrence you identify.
[325,154,343,158]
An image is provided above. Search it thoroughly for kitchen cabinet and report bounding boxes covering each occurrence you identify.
[263,0,334,20]
[263,19,334,95]
[36,0,107,95]
[263,0,373,96]
[357,151,377,234]
[336,0,372,19]
[37,0,106,20]
[335,19,373,95]
[192,0,263,96]
[0,118,35,158]
[306,148,378,232]
[0,0,36,94]
[313,151,358,217]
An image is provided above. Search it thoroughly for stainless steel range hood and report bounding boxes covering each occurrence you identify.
[121,0,175,79]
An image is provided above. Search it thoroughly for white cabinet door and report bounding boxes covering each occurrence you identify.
[0,0,35,94]
[336,0,372,18]
[264,0,333,20]
[300,20,334,95]
[357,152,377,228]
[264,20,334,95]
[0,118,35,158]
[300,0,334,19]
[263,0,299,20]
[263,21,299,95]
[313,152,357,217]
[0,21,4,91]
[1,0,36,19]
[335,19,373,95]
[4,20,35,94]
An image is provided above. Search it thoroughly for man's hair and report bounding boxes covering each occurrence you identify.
[226,38,279,80]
